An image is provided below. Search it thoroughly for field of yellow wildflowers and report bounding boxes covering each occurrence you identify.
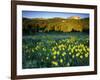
[22,32,89,69]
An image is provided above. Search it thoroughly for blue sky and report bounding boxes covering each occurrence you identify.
[22,11,89,19]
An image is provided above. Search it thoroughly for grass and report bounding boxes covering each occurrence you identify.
[22,32,89,69]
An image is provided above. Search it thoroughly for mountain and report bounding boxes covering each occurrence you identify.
[68,16,81,19]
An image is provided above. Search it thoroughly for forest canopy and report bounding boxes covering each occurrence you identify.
[22,17,89,35]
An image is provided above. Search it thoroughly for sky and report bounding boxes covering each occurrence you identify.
[22,11,89,19]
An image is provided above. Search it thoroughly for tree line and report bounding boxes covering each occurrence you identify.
[22,17,89,35]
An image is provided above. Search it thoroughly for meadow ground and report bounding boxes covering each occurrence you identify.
[22,32,89,69]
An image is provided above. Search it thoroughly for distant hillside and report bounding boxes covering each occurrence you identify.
[22,17,89,35]
[68,16,81,19]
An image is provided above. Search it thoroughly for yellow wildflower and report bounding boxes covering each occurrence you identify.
[67,62,70,66]
[53,51,56,55]
[52,48,55,51]
[62,52,66,56]
[32,49,34,52]
[57,51,60,55]
[53,55,56,59]
[85,54,88,58]
[83,47,86,52]
[62,48,65,50]
[52,61,58,66]
[69,52,71,55]
[71,49,74,53]
[46,57,49,60]
[87,48,89,51]
[72,55,75,58]
[43,48,46,51]
[75,49,78,52]
[80,55,83,59]
[76,53,80,57]
[60,59,63,63]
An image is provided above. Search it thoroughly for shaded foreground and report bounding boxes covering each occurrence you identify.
[22,32,89,69]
